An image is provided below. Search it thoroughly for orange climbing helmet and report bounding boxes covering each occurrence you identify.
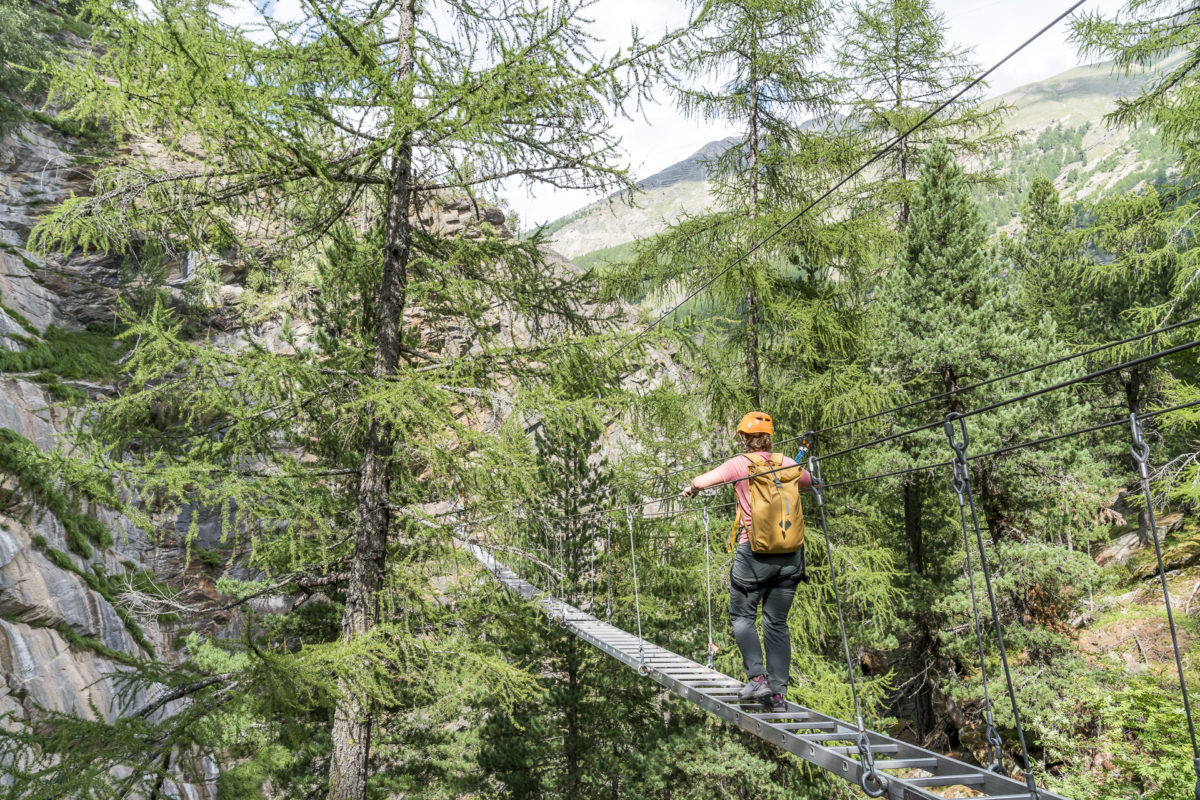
[737,411,774,436]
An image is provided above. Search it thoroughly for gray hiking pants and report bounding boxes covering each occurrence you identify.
[730,542,806,695]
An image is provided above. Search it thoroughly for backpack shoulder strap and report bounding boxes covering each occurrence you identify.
[744,453,766,467]
[771,453,783,467]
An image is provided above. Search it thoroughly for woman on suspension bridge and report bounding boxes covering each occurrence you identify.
[680,411,811,713]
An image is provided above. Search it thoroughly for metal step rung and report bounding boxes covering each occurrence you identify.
[751,712,819,720]
[776,721,838,732]
[872,758,938,770]
[830,744,900,756]
[902,773,986,788]
[796,732,857,743]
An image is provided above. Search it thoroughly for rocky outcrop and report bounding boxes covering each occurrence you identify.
[0,119,214,798]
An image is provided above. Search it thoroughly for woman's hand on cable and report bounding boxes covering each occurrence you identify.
[680,481,697,498]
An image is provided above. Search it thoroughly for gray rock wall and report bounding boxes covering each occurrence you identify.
[0,120,214,799]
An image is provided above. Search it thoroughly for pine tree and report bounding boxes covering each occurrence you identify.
[835,0,1010,226]
[865,142,1094,751]
[16,1,671,797]
[1073,1,1200,179]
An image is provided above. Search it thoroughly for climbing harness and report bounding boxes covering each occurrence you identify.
[627,507,648,675]
[950,451,1004,773]
[1129,413,1200,800]
[945,413,1040,799]
[807,434,886,797]
[702,506,716,669]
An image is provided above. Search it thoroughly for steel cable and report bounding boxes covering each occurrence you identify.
[951,456,1004,773]
[603,0,1091,367]
[627,508,648,675]
[535,340,1200,525]
[1129,413,1200,800]
[808,440,885,796]
[605,316,1200,498]
[945,414,1040,799]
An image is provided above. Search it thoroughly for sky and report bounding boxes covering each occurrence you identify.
[216,0,1128,229]
[504,0,1127,229]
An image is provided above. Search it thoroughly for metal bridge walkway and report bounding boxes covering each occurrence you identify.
[468,542,1068,800]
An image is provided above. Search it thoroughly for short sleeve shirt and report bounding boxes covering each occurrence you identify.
[708,452,810,544]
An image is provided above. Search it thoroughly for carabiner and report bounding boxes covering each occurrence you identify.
[944,411,970,456]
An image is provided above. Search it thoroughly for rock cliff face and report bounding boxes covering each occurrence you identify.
[0,111,682,796]
[0,120,216,798]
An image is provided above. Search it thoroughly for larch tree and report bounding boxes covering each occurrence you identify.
[835,0,1010,227]
[607,0,883,432]
[14,0,675,798]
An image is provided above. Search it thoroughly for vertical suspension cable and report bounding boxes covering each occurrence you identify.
[627,507,647,675]
[945,413,1040,799]
[950,456,1004,773]
[807,436,886,798]
[702,506,716,669]
[558,518,568,620]
[1129,413,1200,800]
[589,522,597,614]
[606,519,614,623]
[521,516,529,580]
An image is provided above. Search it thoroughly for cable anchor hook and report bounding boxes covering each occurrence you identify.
[984,719,1004,773]
[856,731,887,797]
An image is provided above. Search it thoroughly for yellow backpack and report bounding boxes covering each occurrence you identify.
[727,453,806,554]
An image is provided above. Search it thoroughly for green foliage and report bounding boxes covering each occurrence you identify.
[836,0,1011,225]
[0,326,127,381]
[0,0,55,133]
[1073,0,1200,179]
[0,429,117,557]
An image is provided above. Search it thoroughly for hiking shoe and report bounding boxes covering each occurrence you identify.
[768,693,786,712]
[737,675,771,702]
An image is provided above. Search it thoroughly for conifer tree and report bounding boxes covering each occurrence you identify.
[867,142,1092,748]
[835,0,1010,226]
[1073,1,1200,179]
[17,1,672,797]
[608,0,882,432]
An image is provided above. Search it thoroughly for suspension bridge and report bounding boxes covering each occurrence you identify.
[446,1,1200,793]
[469,542,1071,800]
[459,328,1200,800]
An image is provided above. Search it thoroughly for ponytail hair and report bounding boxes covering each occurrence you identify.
[740,432,772,453]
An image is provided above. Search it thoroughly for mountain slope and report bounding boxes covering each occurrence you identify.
[546,60,1171,263]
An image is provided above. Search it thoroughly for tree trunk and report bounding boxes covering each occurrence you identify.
[903,479,924,577]
[565,638,580,797]
[328,5,415,798]
[903,477,936,742]
[894,12,908,228]
[746,69,762,405]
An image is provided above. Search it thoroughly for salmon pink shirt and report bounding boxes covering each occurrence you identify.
[693,452,812,544]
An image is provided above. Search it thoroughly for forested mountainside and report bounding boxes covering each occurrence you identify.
[1,1,1199,800]
[546,60,1178,266]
